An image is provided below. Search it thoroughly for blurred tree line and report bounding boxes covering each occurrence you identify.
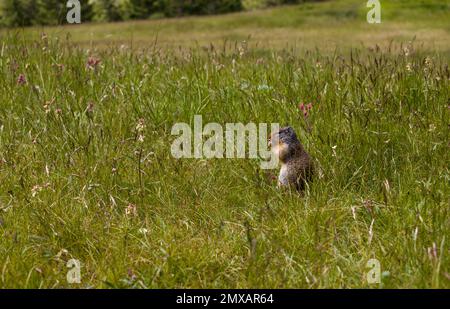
[0,0,321,27]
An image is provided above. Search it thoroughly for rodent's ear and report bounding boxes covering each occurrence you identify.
[286,126,298,139]
[281,124,291,133]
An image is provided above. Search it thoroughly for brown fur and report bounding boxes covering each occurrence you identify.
[270,127,314,191]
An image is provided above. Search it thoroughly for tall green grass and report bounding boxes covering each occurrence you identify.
[0,33,448,288]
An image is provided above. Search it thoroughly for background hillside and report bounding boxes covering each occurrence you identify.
[3,0,449,54]
[0,0,325,26]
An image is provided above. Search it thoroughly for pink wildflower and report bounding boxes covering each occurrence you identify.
[17,74,26,85]
[87,57,101,70]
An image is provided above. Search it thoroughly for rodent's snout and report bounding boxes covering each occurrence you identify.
[268,133,278,147]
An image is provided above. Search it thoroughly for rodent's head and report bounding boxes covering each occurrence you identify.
[270,127,300,146]
[269,126,301,162]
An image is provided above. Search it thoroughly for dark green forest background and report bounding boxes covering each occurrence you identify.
[0,0,321,27]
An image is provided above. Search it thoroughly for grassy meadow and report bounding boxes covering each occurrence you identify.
[0,0,449,288]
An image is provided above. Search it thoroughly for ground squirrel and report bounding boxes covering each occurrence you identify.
[270,126,314,191]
